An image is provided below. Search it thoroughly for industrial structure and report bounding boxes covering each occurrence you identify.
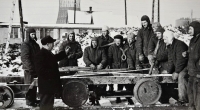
[56,0,81,24]
[152,0,160,23]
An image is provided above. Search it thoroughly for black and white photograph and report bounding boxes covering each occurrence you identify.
[0,0,200,110]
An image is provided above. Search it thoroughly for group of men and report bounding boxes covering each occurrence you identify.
[20,14,200,110]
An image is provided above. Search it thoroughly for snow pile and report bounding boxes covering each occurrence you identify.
[0,43,23,76]
[164,25,193,46]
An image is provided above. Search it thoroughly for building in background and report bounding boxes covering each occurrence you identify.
[175,18,200,27]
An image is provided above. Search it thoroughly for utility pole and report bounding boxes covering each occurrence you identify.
[74,0,76,24]
[18,0,25,42]
[152,0,155,23]
[158,0,160,22]
[124,0,127,25]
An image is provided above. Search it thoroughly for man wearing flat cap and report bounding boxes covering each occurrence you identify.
[34,36,70,110]
[21,28,40,106]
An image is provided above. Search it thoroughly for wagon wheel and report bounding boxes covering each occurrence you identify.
[0,86,14,109]
[62,80,88,107]
[134,79,162,105]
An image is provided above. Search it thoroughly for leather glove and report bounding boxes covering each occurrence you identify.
[97,63,103,70]
[139,53,145,62]
[172,72,179,81]
[90,64,96,70]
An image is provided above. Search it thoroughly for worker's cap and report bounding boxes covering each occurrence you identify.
[152,22,162,28]
[141,15,150,23]
[155,27,165,34]
[27,28,36,33]
[41,35,56,45]
[102,25,109,31]
[114,35,123,40]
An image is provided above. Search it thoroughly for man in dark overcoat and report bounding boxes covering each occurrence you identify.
[34,36,70,110]
[163,30,188,105]
[21,28,40,106]
[187,21,200,110]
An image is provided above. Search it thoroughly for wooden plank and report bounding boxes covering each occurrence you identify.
[0,76,24,83]
[60,74,174,84]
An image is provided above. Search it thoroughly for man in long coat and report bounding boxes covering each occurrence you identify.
[21,28,40,106]
[187,21,200,110]
[34,36,70,110]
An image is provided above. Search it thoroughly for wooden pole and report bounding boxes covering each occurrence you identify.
[74,0,76,24]
[124,0,127,25]
[18,0,25,42]
[152,0,155,23]
[158,0,160,22]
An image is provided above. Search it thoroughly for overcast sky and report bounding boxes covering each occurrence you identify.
[0,0,200,27]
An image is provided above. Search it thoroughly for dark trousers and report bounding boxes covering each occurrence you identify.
[88,85,106,100]
[24,70,37,103]
[178,69,188,102]
[188,76,200,110]
[40,94,54,110]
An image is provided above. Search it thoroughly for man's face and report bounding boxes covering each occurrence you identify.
[114,39,121,46]
[102,30,108,37]
[141,21,148,28]
[156,32,162,39]
[47,43,54,51]
[163,35,172,46]
[91,41,97,48]
[188,26,194,36]
[127,37,134,45]
[30,32,37,41]
[68,34,73,41]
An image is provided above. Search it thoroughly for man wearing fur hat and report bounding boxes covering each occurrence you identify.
[187,21,200,110]
[136,15,154,69]
[152,22,162,33]
[163,30,188,105]
[108,35,134,104]
[58,32,83,67]
[21,28,40,106]
[148,26,168,73]
[83,37,107,105]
